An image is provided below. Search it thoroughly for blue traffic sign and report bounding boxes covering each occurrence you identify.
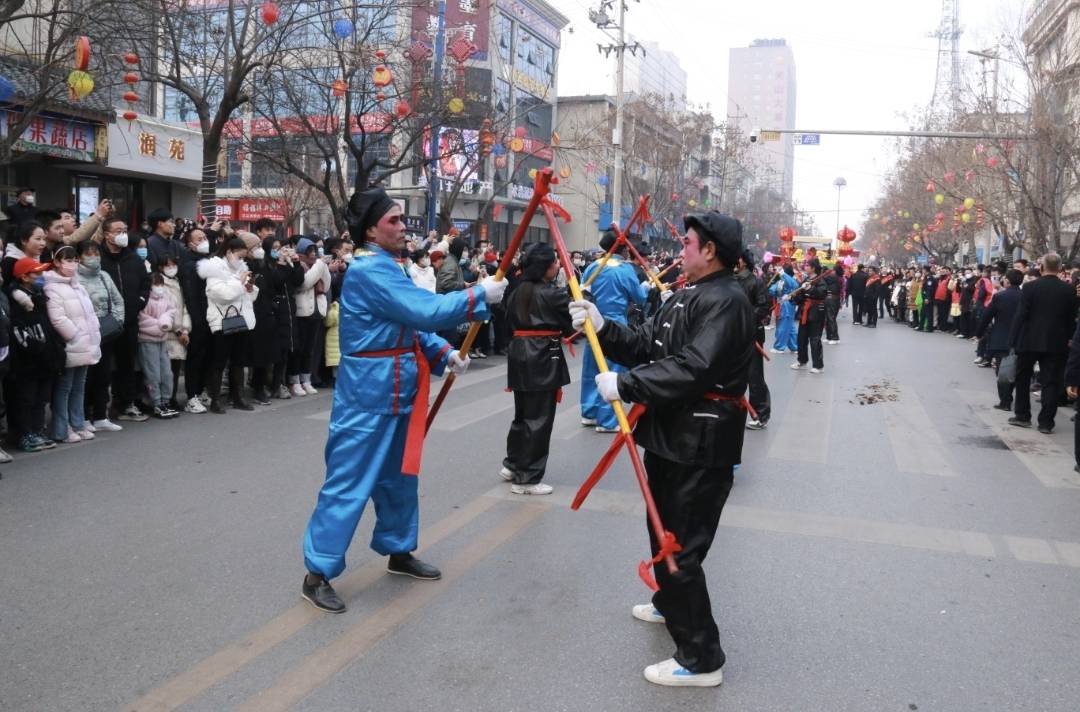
[793,133,820,145]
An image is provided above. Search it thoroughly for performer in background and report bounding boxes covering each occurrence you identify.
[848,263,868,325]
[570,211,753,687]
[769,263,799,353]
[790,259,827,372]
[862,266,881,328]
[735,249,770,429]
[300,187,507,614]
[499,243,574,496]
[578,229,649,433]
[824,263,843,344]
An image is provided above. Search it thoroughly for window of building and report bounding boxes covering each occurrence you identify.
[496,13,513,63]
[218,142,243,189]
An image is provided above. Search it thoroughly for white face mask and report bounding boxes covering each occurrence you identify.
[23,194,35,206]
[419,257,430,268]
[194,241,210,254]
[152,285,166,297]
[113,232,129,248]
[251,248,265,260]
[163,266,179,278]
[227,253,244,268]
[342,253,354,264]
[461,250,469,260]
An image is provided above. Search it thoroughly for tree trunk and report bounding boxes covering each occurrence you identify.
[200,134,222,221]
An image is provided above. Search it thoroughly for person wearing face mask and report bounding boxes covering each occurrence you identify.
[287,237,332,397]
[198,237,259,413]
[2,220,48,294]
[98,217,152,421]
[408,248,436,292]
[436,236,467,295]
[2,187,38,226]
[137,271,180,418]
[240,231,284,404]
[179,228,213,413]
[160,257,190,412]
[77,240,125,432]
[256,237,304,400]
[43,245,102,443]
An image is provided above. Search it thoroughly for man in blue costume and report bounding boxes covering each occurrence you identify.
[769,263,799,353]
[579,230,649,433]
[301,187,507,614]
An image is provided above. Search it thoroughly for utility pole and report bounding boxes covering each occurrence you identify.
[832,176,846,237]
[426,0,447,234]
[592,1,641,228]
[969,46,1001,265]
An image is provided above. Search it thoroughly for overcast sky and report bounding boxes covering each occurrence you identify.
[548,0,1026,238]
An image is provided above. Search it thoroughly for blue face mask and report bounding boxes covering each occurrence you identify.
[270,249,280,260]
[33,276,45,289]
[136,247,148,260]
[317,247,325,257]
[459,258,468,267]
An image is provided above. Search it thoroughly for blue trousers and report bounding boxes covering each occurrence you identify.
[773,315,798,352]
[303,412,419,579]
[51,365,88,440]
[581,348,627,429]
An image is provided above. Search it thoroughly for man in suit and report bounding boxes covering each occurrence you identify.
[847,264,867,325]
[976,269,1023,410]
[1009,253,1077,433]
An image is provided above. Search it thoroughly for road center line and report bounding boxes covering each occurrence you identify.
[120,495,500,712]
[233,503,546,712]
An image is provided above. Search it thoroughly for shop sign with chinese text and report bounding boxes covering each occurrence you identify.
[108,116,202,181]
[0,110,104,163]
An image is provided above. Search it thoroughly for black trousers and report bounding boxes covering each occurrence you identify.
[921,302,935,331]
[863,296,878,327]
[990,351,1013,407]
[185,323,213,399]
[851,295,864,324]
[502,389,558,485]
[1074,401,1079,468]
[1015,352,1066,428]
[112,323,140,410]
[747,329,771,422]
[936,301,951,331]
[797,319,824,368]
[824,296,840,341]
[645,451,734,674]
[85,339,115,422]
[288,315,319,378]
[16,371,54,438]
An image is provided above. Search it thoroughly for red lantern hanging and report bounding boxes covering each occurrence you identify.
[122,90,139,103]
[124,51,139,65]
[372,65,392,88]
[260,1,279,24]
[976,202,985,227]
[122,110,138,130]
[74,36,91,71]
[964,169,976,182]
[943,171,956,183]
[394,99,411,118]
[375,92,386,102]
[779,227,796,242]
[375,50,386,59]
[331,79,347,97]
[123,72,138,85]
[986,157,999,169]
[925,180,936,193]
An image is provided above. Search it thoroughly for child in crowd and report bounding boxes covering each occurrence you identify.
[138,272,178,418]
[160,257,190,411]
[9,257,64,452]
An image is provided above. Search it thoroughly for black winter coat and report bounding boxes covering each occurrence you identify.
[847,270,868,298]
[599,269,754,468]
[1064,319,1080,387]
[1009,275,1077,354]
[9,285,65,377]
[505,280,574,391]
[180,251,210,329]
[101,245,150,327]
[734,269,770,329]
[248,258,304,364]
[792,276,828,323]
[976,286,1020,354]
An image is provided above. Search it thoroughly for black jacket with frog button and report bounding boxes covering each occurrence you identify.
[596,269,755,468]
[506,279,574,391]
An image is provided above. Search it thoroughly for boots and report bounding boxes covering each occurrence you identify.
[207,368,227,414]
[230,366,254,411]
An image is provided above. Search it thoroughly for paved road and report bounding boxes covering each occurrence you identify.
[3,311,1080,712]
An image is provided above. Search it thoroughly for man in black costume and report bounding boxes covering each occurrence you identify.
[569,211,754,687]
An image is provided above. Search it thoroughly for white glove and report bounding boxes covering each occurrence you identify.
[480,276,507,304]
[641,279,655,292]
[569,299,604,332]
[595,371,621,402]
[448,350,470,375]
[782,294,791,302]
[660,289,674,303]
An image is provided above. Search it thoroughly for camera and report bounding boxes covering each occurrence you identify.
[749,128,760,144]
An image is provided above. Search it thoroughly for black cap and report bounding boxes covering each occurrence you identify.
[683,211,742,267]
[346,187,397,243]
[599,228,619,252]
[146,208,173,231]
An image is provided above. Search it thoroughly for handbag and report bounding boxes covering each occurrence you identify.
[217,304,249,335]
[998,350,1018,386]
[97,276,123,342]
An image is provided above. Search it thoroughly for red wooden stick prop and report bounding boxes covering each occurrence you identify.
[540,197,679,589]
[425,168,556,432]
[581,195,651,290]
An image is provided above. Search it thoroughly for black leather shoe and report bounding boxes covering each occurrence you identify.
[1037,424,1053,434]
[993,403,1012,411]
[1008,417,1031,428]
[231,398,255,412]
[387,553,441,580]
[209,399,227,415]
[302,574,346,613]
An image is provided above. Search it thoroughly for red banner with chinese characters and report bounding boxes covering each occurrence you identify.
[215,200,238,220]
[1,109,101,163]
[237,198,288,222]
[411,0,490,59]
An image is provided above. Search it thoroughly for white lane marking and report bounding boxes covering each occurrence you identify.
[882,384,957,477]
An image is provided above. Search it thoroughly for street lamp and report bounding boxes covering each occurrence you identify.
[832,176,846,236]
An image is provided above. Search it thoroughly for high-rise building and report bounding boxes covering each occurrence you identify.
[727,38,797,204]
[624,39,688,107]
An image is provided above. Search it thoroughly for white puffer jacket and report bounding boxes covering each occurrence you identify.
[43,269,102,367]
[198,255,258,334]
[293,258,331,318]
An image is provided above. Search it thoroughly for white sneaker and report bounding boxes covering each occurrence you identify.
[745,418,766,430]
[291,384,307,397]
[83,421,96,433]
[499,466,514,482]
[790,362,805,370]
[510,483,553,495]
[810,367,823,374]
[769,348,785,354]
[184,398,207,414]
[580,417,597,426]
[302,383,319,395]
[632,604,666,623]
[61,431,82,444]
[644,658,723,687]
[76,429,95,440]
[595,425,620,433]
[92,419,123,432]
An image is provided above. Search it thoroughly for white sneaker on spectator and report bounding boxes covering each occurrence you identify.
[499,466,514,482]
[92,419,123,432]
[276,385,292,399]
[0,447,11,463]
[510,483,553,495]
[184,398,207,414]
[580,417,597,426]
[302,383,319,395]
[643,658,723,687]
[810,367,823,374]
[291,384,307,397]
[76,429,95,440]
[61,431,82,444]
[83,421,96,433]
[632,604,666,623]
[790,362,805,370]
[118,405,149,422]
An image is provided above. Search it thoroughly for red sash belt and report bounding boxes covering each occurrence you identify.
[351,342,429,476]
[513,329,561,337]
[799,298,823,325]
[703,391,758,421]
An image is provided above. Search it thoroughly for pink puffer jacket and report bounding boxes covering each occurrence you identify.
[138,288,175,343]
[43,269,102,368]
